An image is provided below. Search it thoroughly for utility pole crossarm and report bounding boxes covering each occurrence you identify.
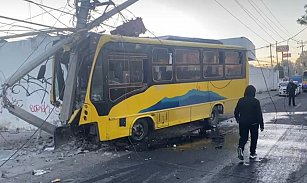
[86,0,138,31]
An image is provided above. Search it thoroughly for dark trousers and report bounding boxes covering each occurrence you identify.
[238,124,259,155]
[289,94,295,106]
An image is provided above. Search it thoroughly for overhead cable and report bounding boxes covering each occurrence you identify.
[24,0,75,16]
[30,2,71,28]
[0,15,64,29]
[234,0,277,42]
[260,0,292,37]
[0,21,38,31]
[214,0,271,44]
[0,6,70,29]
[247,0,286,40]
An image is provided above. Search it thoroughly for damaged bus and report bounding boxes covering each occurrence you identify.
[51,33,249,143]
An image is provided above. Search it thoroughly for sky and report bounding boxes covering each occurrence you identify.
[0,0,307,66]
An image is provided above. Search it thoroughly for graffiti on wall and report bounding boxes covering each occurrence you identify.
[6,73,61,116]
[29,102,60,115]
[10,74,51,103]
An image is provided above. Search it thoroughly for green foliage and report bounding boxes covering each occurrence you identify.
[297,5,307,25]
[294,51,307,75]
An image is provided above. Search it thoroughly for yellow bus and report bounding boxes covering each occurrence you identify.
[52,34,248,142]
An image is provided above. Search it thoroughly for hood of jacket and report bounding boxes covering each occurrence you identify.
[244,85,256,98]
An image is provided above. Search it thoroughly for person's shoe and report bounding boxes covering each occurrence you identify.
[237,147,244,160]
[250,154,257,159]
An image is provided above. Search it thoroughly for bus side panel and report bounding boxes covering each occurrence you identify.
[105,116,137,140]
[209,79,245,116]
[168,107,191,126]
[190,104,211,121]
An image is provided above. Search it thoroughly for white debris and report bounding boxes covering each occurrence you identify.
[32,169,48,176]
[51,178,61,182]
[44,147,55,151]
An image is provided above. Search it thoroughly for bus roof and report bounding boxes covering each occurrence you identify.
[157,35,223,45]
[98,34,246,50]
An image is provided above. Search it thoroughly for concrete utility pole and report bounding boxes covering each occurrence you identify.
[2,0,139,134]
[59,0,91,122]
[60,0,139,122]
[298,40,306,56]
[275,41,279,66]
[270,44,275,89]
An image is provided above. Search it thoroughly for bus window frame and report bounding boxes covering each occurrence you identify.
[90,49,105,103]
[224,50,245,79]
[107,53,145,86]
[152,47,174,83]
[202,49,224,80]
[174,48,201,82]
[103,42,149,102]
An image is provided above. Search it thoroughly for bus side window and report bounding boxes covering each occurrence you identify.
[225,51,243,78]
[152,48,173,82]
[203,50,223,78]
[175,48,201,81]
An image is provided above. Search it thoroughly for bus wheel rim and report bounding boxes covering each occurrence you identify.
[133,123,144,139]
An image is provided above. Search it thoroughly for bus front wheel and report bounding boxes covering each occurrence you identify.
[208,107,220,128]
[131,119,149,142]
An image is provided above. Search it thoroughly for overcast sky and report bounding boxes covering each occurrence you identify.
[0,0,307,64]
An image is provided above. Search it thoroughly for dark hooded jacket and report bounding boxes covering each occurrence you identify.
[234,85,264,129]
[286,82,297,96]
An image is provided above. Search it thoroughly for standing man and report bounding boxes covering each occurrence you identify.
[287,79,297,106]
[234,85,264,160]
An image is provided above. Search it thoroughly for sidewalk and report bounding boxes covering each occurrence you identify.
[255,90,280,106]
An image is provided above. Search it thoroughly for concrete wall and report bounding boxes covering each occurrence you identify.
[249,65,279,92]
[0,35,60,131]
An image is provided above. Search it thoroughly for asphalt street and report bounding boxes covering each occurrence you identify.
[4,92,307,183]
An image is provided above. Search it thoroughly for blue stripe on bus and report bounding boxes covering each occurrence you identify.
[139,89,226,113]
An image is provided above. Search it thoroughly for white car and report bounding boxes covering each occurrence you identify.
[278,81,300,96]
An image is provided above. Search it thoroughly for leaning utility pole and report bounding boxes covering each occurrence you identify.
[1,0,139,134]
[59,0,91,122]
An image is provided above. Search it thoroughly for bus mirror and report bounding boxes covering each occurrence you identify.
[37,65,46,79]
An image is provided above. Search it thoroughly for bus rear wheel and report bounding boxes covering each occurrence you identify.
[131,119,149,142]
[208,107,220,128]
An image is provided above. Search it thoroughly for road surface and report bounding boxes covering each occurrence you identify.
[3,92,307,183]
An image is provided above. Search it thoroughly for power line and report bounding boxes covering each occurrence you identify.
[247,0,286,40]
[234,0,277,42]
[0,21,38,31]
[28,0,71,28]
[6,1,71,85]
[0,6,71,29]
[254,26,307,53]
[259,0,292,37]
[0,15,65,29]
[0,28,75,40]
[214,0,271,44]
[24,0,75,16]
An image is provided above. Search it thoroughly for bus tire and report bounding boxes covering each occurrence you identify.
[131,119,149,142]
[208,107,220,128]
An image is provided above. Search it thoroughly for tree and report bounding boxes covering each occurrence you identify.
[297,5,307,25]
[295,51,307,74]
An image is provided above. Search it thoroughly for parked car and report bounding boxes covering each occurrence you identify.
[278,81,300,96]
[291,75,303,93]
